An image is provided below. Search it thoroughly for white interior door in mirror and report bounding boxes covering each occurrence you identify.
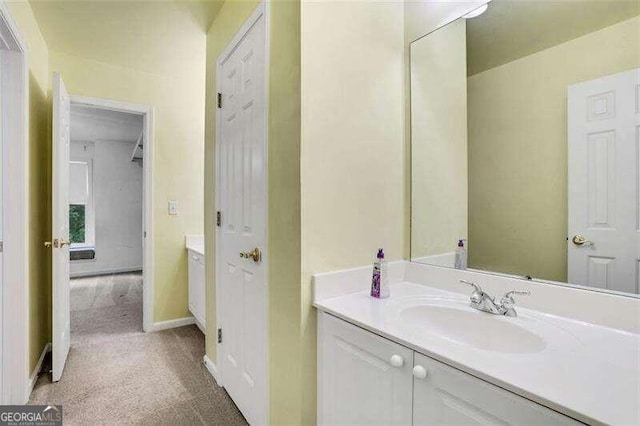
[568,68,640,294]
[52,72,71,381]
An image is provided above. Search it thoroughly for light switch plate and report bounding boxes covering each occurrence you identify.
[168,200,179,215]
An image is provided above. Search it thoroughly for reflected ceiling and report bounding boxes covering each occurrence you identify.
[71,105,143,143]
[467,0,640,75]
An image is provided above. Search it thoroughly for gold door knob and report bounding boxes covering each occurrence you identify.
[52,238,71,248]
[239,247,262,263]
[572,235,594,247]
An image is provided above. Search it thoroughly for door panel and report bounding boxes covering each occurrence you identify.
[52,72,71,382]
[318,313,413,426]
[568,69,640,293]
[188,252,205,330]
[216,8,267,425]
[412,352,579,425]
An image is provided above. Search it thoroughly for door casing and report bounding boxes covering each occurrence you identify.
[0,0,29,404]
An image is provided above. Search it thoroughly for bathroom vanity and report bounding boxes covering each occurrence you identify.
[314,2,640,425]
[314,262,640,426]
[186,235,205,332]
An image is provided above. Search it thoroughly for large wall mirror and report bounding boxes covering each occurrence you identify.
[410,0,640,296]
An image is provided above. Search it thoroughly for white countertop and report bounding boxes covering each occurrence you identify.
[185,235,204,256]
[314,282,640,425]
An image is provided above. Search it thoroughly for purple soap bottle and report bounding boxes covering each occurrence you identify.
[370,248,388,298]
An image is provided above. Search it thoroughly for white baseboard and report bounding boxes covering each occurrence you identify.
[203,354,221,386]
[150,316,195,332]
[194,318,206,334]
[70,266,143,278]
[26,342,51,401]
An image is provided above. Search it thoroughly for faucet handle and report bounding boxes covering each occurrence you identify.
[501,290,530,308]
[459,279,482,292]
[460,280,484,304]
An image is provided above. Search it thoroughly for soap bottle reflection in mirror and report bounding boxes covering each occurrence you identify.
[455,239,467,270]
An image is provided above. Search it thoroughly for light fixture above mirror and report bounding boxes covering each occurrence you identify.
[463,4,488,19]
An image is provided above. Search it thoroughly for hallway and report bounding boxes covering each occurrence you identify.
[28,274,246,425]
[70,273,143,348]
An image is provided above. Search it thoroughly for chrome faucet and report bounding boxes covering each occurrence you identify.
[459,280,530,317]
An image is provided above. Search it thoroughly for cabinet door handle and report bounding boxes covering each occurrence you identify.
[412,365,427,380]
[389,354,404,368]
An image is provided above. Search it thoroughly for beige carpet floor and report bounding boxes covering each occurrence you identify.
[29,273,247,426]
[70,273,144,348]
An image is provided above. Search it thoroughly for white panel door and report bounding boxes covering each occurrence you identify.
[568,68,640,294]
[52,73,71,382]
[216,7,267,425]
[412,352,580,425]
[0,49,3,399]
[318,313,413,426]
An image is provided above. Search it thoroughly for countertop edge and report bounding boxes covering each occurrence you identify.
[186,245,205,256]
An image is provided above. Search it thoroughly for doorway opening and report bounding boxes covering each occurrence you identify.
[68,104,144,347]
[51,85,154,382]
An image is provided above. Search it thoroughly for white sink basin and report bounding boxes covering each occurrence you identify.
[399,303,547,354]
[385,297,552,354]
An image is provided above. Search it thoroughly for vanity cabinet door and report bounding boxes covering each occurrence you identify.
[318,312,413,426]
[412,352,580,426]
[188,250,206,331]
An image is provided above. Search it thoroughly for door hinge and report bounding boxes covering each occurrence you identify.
[218,328,223,344]
[216,211,222,227]
[217,93,223,109]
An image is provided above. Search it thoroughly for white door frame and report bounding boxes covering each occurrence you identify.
[214,0,270,421]
[0,0,29,404]
[68,95,155,332]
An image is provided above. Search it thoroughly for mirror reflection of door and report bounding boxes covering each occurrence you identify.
[409,1,640,296]
[568,69,640,293]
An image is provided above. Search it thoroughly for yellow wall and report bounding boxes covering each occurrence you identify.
[6,0,207,377]
[49,48,206,322]
[410,18,467,260]
[301,0,405,282]
[301,1,405,423]
[467,16,640,281]
[404,0,489,261]
[268,1,302,423]
[204,1,303,423]
[6,0,52,373]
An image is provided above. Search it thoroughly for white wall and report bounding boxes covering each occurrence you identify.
[70,140,143,276]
